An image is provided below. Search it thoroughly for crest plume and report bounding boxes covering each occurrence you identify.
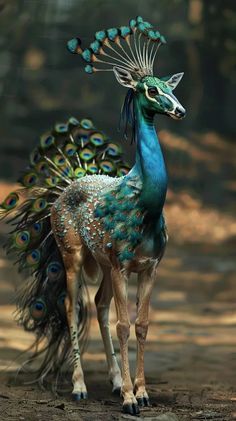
[67,16,166,79]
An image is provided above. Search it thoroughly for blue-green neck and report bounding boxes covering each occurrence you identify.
[128,96,168,215]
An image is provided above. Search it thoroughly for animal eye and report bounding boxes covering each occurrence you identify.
[148,87,158,97]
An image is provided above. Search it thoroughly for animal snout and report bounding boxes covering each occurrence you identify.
[175,106,186,119]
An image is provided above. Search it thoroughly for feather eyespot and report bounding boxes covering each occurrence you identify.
[117,165,130,177]
[32,198,48,212]
[61,166,73,177]
[79,148,95,161]
[30,149,41,166]
[36,161,49,175]
[26,249,41,267]
[55,123,68,134]
[74,167,86,178]
[31,222,43,237]
[87,162,99,174]
[89,132,105,147]
[47,261,63,281]
[22,172,38,187]
[1,192,19,210]
[99,160,115,174]
[80,119,94,130]
[107,143,122,156]
[45,176,59,187]
[14,231,30,249]
[68,117,79,127]
[53,155,66,166]
[40,134,55,149]
[64,143,77,156]
[30,299,47,320]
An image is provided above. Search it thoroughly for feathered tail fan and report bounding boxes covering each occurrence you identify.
[0,116,130,387]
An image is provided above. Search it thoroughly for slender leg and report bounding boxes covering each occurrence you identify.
[134,265,156,406]
[111,266,139,415]
[95,267,122,393]
[63,245,87,400]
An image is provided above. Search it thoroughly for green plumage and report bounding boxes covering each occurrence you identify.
[94,180,145,263]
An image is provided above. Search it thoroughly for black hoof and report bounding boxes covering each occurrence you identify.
[137,397,150,407]
[123,403,140,415]
[112,386,121,396]
[72,392,88,401]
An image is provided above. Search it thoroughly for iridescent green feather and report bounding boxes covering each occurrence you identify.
[94,179,145,263]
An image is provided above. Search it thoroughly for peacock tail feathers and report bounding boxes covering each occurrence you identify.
[0,116,130,267]
[0,116,130,383]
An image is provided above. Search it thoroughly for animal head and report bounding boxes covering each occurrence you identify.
[114,68,185,119]
[67,16,185,120]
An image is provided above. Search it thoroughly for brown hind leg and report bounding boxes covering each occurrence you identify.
[63,245,88,400]
[95,266,122,393]
[51,206,87,400]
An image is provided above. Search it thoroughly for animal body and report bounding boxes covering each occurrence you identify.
[0,16,185,416]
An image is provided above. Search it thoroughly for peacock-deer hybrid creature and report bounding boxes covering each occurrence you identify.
[0,16,185,416]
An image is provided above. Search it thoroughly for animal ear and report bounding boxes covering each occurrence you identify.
[162,72,184,90]
[113,67,137,90]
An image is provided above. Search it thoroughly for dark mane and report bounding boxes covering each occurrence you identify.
[119,88,137,144]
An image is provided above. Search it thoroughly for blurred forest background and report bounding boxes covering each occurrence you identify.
[0,0,235,247]
[0,2,236,419]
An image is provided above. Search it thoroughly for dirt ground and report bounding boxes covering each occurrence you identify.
[0,232,236,420]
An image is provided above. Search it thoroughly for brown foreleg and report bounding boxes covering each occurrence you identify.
[95,267,122,393]
[111,266,140,415]
[134,265,156,407]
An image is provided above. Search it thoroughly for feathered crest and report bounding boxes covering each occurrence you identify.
[67,16,166,79]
